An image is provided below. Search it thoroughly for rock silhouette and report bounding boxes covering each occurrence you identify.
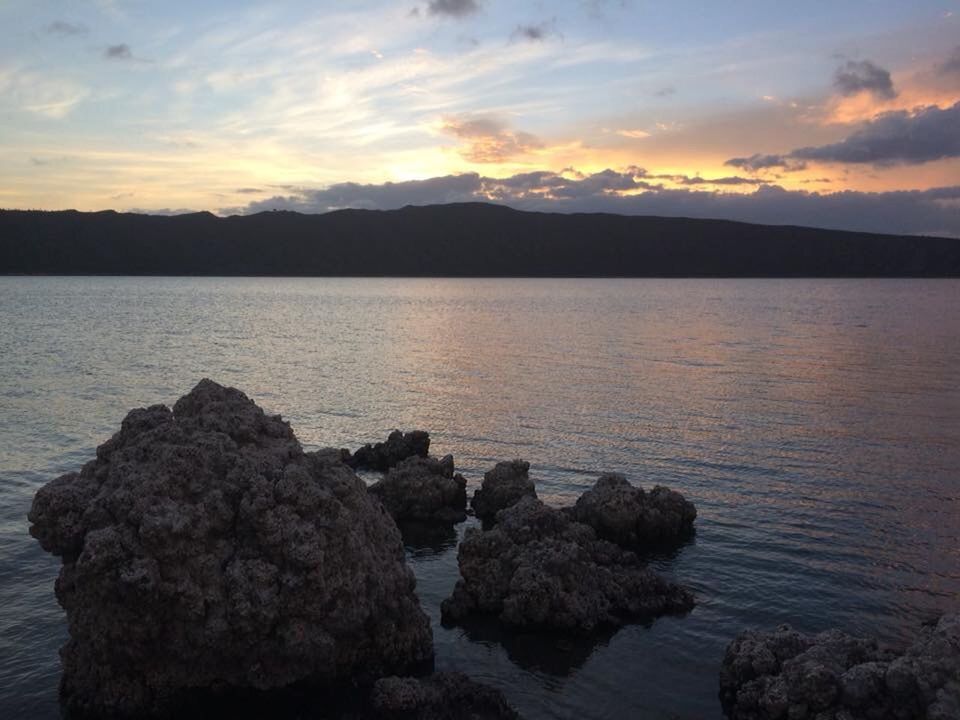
[471,460,537,521]
[369,673,520,719]
[368,455,467,526]
[719,614,960,720]
[28,380,433,717]
[351,430,431,472]
[441,496,694,631]
[563,474,696,550]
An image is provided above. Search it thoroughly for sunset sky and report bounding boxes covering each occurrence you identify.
[2,0,959,235]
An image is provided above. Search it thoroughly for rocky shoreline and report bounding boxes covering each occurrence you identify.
[27,380,957,718]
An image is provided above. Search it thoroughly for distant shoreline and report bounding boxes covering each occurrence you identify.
[3,202,958,277]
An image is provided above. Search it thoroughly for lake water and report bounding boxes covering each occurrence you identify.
[1,277,958,719]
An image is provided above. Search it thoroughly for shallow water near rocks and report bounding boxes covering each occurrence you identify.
[1,276,959,719]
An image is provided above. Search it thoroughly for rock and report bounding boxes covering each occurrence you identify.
[441,496,694,632]
[28,379,433,717]
[368,455,467,526]
[350,430,430,471]
[564,474,696,549]
[471,460,537,521]
[719,614,960,720]
[309,447,353,466]
[370,672,521,719]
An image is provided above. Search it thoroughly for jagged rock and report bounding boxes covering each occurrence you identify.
[370,672,521,719]
[350,430,430,471]
[563,474,696,549]
[719,614,960,720]
[441,497,694,632]
[471,460,537,521]
[28,379,433,717]
[368,455,467,526]
[309,447,353,466]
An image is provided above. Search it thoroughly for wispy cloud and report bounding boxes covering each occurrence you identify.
[45,21,88,37]
[440,115,542,162]
[833,60,896,99]
[104,44,133,60]
[425,0,481,18]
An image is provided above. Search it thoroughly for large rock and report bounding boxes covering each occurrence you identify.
[471,460,537,521]
[564,474,696,549]
[441,497,694,632]
[368,455,467,526]
[28,380,433,717]
[350,430,430,471]
[370,673,521,719]
[719,614,960,720]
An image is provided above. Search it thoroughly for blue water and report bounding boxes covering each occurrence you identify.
[1,277,958,719]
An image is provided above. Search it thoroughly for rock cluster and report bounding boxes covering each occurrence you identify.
[368,455,467,526]
[719,614,960,720]
[369,673,520,719]
[564,474,696,549]
[441,496,694,631]
[471,460,537,521]
[350,430,431,471]
[28,380,433,717]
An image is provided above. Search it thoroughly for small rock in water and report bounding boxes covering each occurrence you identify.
[719,613,960,720]
[442,496,694,631]
[471,459,537,521]
[28,379,433,717]
[350,429,431,471]
[368,454,467,526]
[564,473,696,550]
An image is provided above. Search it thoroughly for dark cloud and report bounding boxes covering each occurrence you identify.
[228,170,960,237]
[791,102,960,165]
[45,20,88,36]
[235,188,263,194]
[654,86,676,98]
[724,154,806,172]
[511,21,558,42]
[426,0,481,17]
[833,60,896,99]
[440,115,542,162]
[104,44,133,60]
[938,46,960,76]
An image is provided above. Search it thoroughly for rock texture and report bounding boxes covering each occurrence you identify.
[28,380,433,717]
[441,497,694,631]
[564,474,696,549]
[471,460,537,521]
[370,673,521,720]
[350,430,430,472]
[719,614,960,720]
[368,455,467,526]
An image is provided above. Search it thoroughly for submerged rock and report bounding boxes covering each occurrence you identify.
[368,455,467,526]
[564,474,696,549]
[719,614,960,720]
[28,379,433,717]
[350,430,430,471]
[441,497,694,632]
[471,460,537,521]
[370,672,521,719]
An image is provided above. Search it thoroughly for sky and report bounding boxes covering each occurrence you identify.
[1,0,959,235]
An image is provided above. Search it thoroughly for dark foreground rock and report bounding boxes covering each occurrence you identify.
[28,380,433,718]
[441,497,694,631]
[351,430,431,471]
[471,460,537,521]
[369,673,521,719]
[719,614,960,720]
[368,455,467,526]
[564,474,696,549]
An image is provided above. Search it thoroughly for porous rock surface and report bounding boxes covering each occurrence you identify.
[470,460,537,521]
[564,474,696,549]
[28,379,433,717]
[350,430,430,471]
[368,455,467,525]
[719,614,960,720]
[441,496,694,631]
[370,672,521,719]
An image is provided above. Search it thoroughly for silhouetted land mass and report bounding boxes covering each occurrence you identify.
[2,203,958,276]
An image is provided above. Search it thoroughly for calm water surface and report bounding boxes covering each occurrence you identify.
[1,277,958,719]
